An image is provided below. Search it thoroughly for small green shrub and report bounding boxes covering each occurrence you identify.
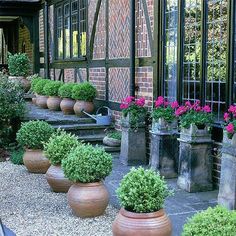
[43,80,63,96]
[34,79,50,95]
[44,130,79,165]
[107,131,121,140]
[31,77,44,93]
[182,205,236,236]
[151,106,176,123]
[8,52,30,76]
[10,148,24,165]
[62,144,112,183]
[72,82,97,101]
[117,167,172,213]
[58,83,75,99]
[16,120,54,149]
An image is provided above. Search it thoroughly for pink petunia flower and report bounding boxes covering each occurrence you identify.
[195,106,202,112]
[202,105,211,113]
[120,103,129,110]
[224,112,230,122]
[175,106,187,116]
[135,97,145,107]
[170,101,179,109]
[125,96,135,104]
[185,101,192,107]
[226,123,235,133]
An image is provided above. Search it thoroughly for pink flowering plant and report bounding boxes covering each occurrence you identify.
[120,96,147,128]
[175,100,213,129]
[151,96,179,123]
[223,105,236,138]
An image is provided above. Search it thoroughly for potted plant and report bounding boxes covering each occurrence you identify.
[112,167,172,236]
[58,83,76,115]
[176,101,213,192]
[43,80,63,111]
[103,130,121,147]
[218,105,236,209]
[182,205,236,236]
[119,97,148,165]
[7,52,31,92]
[30,76,43,104]
[61,144,112,218]
[44,130,79,192]
[72,82,97,116]
[34,79,50,108]
[16,120,54,173]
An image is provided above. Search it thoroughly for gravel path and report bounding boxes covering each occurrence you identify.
[0,162,118,236]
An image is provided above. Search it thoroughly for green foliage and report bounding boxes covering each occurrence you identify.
[8,52,30,76]
[107,130,122,140]
[58,83,75,99]
[180,110,213,129]
[34,79,50,95]
[117,167,172,213]
[0,73,25,147]
[44,130,79,165]
[10,148,24,165]
[62,144,112,183]
[151,106,175,123]
[16,120,54,149]
[72,82,97,101]
[31,77,44,93]
[43,80,63,96]
[182,205,236,236]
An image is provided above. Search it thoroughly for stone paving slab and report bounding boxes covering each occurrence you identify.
[105,156,218,236]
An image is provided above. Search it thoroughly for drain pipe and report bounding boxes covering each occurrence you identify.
[44,0,50,79]
[130,0,136,97]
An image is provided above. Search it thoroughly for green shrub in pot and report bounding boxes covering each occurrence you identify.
[43,80,63,97]
[182,205,236,236]
[58,83,75,99]
[31,77,44,93]
[72,82,96,101]
[34,79,50,96]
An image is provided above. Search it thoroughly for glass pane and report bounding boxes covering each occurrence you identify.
[206,0,227,120]
[164,0,178,101]
[57,7,63,59]
[182,0,201,103]
[72,0,78,57]
[64,4,70,58]
[79,0,87,56]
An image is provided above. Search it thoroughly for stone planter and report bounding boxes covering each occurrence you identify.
[177,124,213,192]
[36,95,48,109]
[8,76,31,92]
[47,96,62,111]
[120,114,147,165]
[46,165,73,193]
[60,98,75,115]
[23,149,50,174]
[151,118,178,133]
[103,136,121,147]
[67,182,109,218]
[73,100,94,117]
[218,132,236,210]
[112,208,172,236]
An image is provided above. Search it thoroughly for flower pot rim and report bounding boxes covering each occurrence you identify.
[75,100,93,103]
[73,181,103,187]
[120,208,165,219]
[62,97,74,101]
[104,136,121,142]
[25,148,43,152]
[48,96,61,99]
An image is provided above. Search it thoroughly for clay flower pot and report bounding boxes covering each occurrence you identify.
[32,97,37,105]
[9,76,31,92]
[23,149,50,173]
[103,136,121,147]
[112,208,172,236]
[67,181,109,218]
[73,100,94,117]
[47,96,62,111]
[36,95,48,109]
[46,165,73,193]
[60,98,75,115]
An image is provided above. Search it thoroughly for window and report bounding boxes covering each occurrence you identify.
[55,0,87,60]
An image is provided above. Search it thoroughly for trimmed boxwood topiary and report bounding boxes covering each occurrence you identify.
[61,144,112,183]
[116,167,172,213]
[44,130,79,165]
[58,83,75,99]
[182,205,236,236]
[16,120,54,150]
[72,82,97,101]
[31,77,44,93]
[43,80,63,97]
[34,79,50,95]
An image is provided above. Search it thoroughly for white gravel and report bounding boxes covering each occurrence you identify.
[0,161,118,236]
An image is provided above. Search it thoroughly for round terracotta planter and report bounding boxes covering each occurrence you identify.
[60,98,75,115]
[32,97,37,105]
[36,95,48,109]
[67,182,109,218]
[9,76,31,92]
[46,165,73,193]
[23,149,50,174]
[73,100,94,117]
[112,208,172,236]
[47,96,62,111]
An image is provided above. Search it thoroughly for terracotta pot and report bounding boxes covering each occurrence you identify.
[46,165,73,193]
[32,97,37,105]
[67,182,109,218]
[8,76,31,92]
[112,208,172,236]
[23,149,50,174]
[60,98,75,115]
[47,96,62,111]
[36,95,48,109]
[73,100,94,117]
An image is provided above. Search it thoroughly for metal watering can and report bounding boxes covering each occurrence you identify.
[82,106,112,125]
